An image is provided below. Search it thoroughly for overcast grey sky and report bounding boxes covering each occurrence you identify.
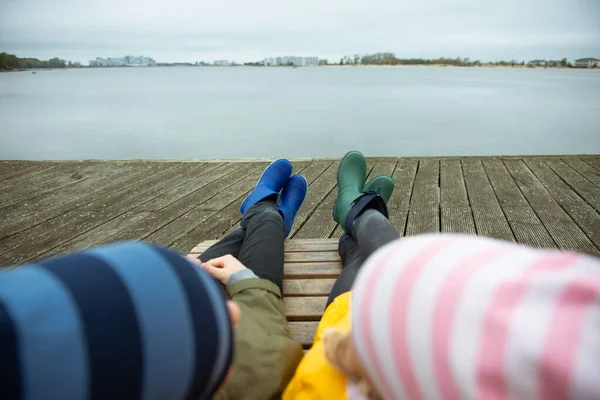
[1,0,599,63]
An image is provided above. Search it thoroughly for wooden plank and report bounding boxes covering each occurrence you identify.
[289,161,338,237]
[0,164,88,206]
[283,279,336,296]
[288,321,319,347]
[41,211,156,258]
[79,163,207,211]
[142,209,219,246]
[198,172,265,211]
[284,251,340,263]
[388,159,418,210]
[563,158,600,189]
[0,164,207,264]
[0,211,93,266]
[502,206,556,249]
[29,163,252,257]
[284,296,328,320]
[482,159,528,206]
[483,159,555,247]
[524,159,585,206]
[440,160,475,234]
[582,158,600,173]
[462,160,515,242]
[406,160,439,236]
[503,160,599,256]
[440,160,470,207]
[0,162,55,182]
[135,162,234,210]
[170,196,251,253]
[561,204,600,251]
[0,163,59,187]
[544,159,600,212]
[284,262,342,278]
[293,208,337,239]
[0,163,179,239]
[440,207,476,234]
[0,211,94,258]
[191,239,339,254]
[522,159,600,250]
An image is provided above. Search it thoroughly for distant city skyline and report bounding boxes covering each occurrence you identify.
[2,0,599,64]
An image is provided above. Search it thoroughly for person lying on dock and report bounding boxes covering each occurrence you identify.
[283,151,600,400]
[190,158,308,399]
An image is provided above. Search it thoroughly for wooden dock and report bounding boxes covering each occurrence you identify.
[1,156,600,268]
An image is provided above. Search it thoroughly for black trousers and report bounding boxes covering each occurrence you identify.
[326,209,400,307]
[197,198,285,294]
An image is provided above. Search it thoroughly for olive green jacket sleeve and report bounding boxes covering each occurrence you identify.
[213,278,304,400]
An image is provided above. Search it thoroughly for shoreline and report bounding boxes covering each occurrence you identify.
[3,65,598,72]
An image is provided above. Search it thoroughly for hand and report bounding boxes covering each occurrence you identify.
[194,254,248,285]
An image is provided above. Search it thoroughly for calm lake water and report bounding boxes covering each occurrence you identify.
[1,67,599,160]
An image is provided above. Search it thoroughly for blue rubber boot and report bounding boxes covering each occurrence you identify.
[240,159,293,215]
[278,174,308,237]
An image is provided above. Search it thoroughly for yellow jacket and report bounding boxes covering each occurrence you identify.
[283,292,351,400]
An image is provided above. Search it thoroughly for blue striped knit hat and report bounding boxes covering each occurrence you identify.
[0,241,233,400]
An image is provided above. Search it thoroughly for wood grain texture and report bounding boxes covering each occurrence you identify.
[1,156,599,267]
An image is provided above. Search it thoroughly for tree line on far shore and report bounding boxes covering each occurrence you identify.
[0,52,83,71]
[339,53,572,67]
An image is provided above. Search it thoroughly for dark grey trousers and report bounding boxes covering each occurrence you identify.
[326,209,400,307]
[197,198,285,294]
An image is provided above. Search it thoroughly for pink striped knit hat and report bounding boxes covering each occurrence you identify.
[351,234,600,400]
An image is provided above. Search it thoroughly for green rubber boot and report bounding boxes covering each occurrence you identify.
[332,151,367,231]
[363,174,394,204]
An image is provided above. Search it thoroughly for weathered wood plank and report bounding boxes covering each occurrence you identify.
[135,162,233,210]
[0,163,178,239]
[503,160,599,255]
[288,321,319,347]
[42,211,156,257]
[289,161,338,237]
[544,159,600,212]
[0,163,59,187]
[283,279,336,296]
[563,158,600,189]
[284,251,340,263]
[440,160,475,234]
[0,164,205,264]
[406,160,439,236]
[284,262,342,278]
[462,160,515,242]
[559,205,600,251]
[39,164,257,256]
[192,238,339,253]
[502,206,556,249]
[0,161,56,182]
[284,296,328,320]
[524,159,585,206]
[483,159,555,247]
[482,159,528,207]
[2,157,599,268]
[582,158,600,173]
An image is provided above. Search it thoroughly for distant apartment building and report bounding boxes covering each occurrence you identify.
[574,58,599,68]
[528,59,546,66]
[213,60,232,66]
[263,56,319,66]
[88,55,156,67]
[546,60,562,67]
